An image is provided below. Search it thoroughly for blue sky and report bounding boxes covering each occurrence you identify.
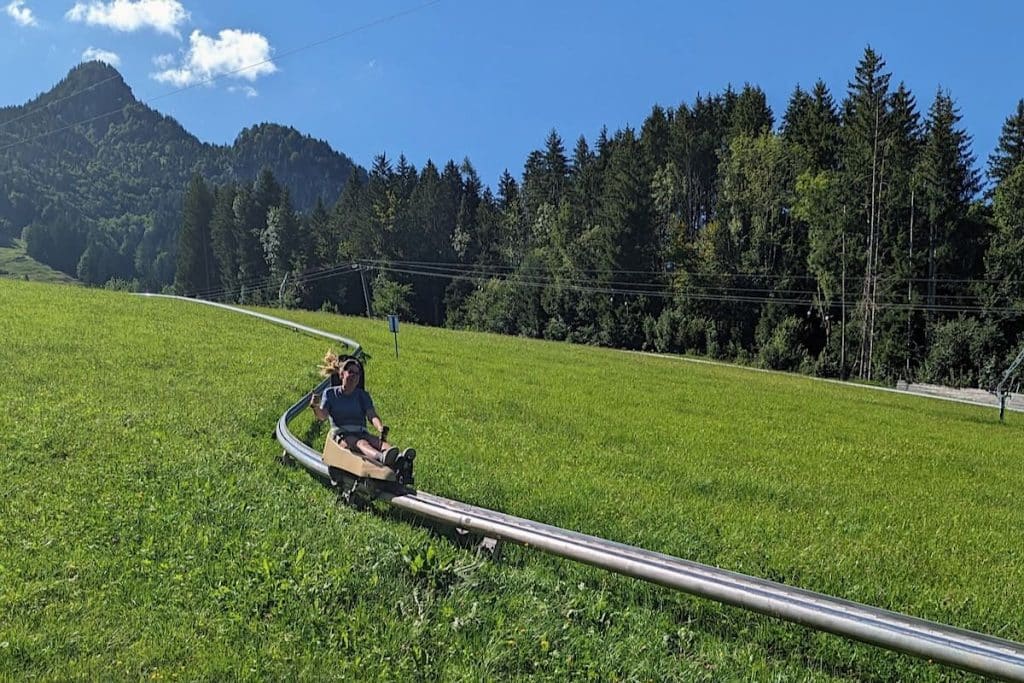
[2,1,1023,188]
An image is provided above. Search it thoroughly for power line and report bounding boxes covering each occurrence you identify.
[366,263,1024,316]
[0,0,442,153]
[358,257,1024,287]
[185,261,363,302]
[359,259,1015,304]
[182,255,1021,318]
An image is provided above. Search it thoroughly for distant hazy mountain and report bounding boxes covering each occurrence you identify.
[0,61,364,287]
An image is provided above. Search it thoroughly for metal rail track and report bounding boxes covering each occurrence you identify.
[140,294,1024,680]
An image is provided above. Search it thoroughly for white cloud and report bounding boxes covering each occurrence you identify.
[82,46,121,66]
[66,0,188,37]
[152,52,174,68]
[6,0,37,27]
[151,29,276,87]
[228,85,258,98]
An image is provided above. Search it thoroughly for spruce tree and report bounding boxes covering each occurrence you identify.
[988,99,1024,187]
[640,104,671,172]
[263,188,300,285]
[598,129,657,347]
[841,46,892,378]
[874,83,923,380]
[783,80,840,172]
[982,162,1024,346]
[729,83,774,139]
[173,174,215,295]
[917,88,980,306]
[209,184,239,297]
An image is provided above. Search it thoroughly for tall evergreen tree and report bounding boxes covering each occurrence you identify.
[209,183,239,298]
[729,83,774,139]
[598,129,657,347]
[174,174,215,295]
[872,82,923,379]
[917,88,981,308]
[841,46,892,379]
[782,80,840,172]
[640,104,672,172]
[496,169,525,264]
[982,162,1024,349]
[263,188,300,285]
[452,158,483,262]
[988,99,1024,187]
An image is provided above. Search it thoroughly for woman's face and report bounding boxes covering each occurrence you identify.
[340,364,361,391]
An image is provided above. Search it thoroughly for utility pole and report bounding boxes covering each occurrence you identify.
[841,221,847,379]
[906,182,914,376]
[357,265,373,318]
[278,273,288,307]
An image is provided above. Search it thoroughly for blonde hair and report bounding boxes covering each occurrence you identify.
[318,349,344,378]
[318,350,364,386]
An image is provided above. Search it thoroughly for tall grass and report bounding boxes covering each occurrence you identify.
[0,239,77,284]
[1,279,1019,681]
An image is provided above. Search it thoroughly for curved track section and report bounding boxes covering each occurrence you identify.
[140,294,1024,681]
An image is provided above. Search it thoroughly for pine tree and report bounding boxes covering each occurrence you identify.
[364,153,397,259]
[988,99,1024,187]
[873,83,923,380]
[841,46,892,379]
[234,168,282,301]
[496,169,525,264]
[452,159,482,261]
[729,83,774,139]
[917,88,980,308]
[174,174,215,295]
[522,130,569,220]
[640,104,671,172]
[598,129,657,347]
[982,162,1024,346]
[782,80,840,172]
[263,188,300,285]
[210,184,239,298]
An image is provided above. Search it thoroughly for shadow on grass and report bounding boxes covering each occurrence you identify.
[278,436,934,682]
[282,429,502,561]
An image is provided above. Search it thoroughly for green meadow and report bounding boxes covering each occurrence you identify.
[1,279,1021,681]
[0,239,78,284]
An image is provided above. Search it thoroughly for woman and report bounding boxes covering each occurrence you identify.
[309,353,414,467]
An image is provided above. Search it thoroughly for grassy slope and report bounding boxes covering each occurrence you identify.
[0,239,78,284]
[1,280,1020,681]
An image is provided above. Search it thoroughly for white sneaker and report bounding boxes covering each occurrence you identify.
[380,447,400,467]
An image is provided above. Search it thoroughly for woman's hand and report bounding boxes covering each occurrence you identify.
[309,393,320,408]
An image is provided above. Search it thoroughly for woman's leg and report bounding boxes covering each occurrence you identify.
[342,436,393,462]
[342,435,382,459]
[359,434,393,453]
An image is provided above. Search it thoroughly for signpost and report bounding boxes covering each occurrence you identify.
[387,314,400,358]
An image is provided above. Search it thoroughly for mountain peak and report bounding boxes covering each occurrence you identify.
[68,60,125,84]
[19,61,138,136]
[54,61,133,101]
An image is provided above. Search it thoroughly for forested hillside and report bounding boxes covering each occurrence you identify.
[0,61,362,289]
[174,48,1024,388]
[6,50,1024,387]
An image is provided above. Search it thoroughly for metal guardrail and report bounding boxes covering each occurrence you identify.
[140,294,1024,681]
[136,294,362,355]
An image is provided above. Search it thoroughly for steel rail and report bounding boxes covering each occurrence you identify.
[135,294,362,355]
[140,294,1024,681]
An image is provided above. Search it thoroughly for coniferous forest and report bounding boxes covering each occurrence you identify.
[0,61,362,288]
[7,49,1024,387]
